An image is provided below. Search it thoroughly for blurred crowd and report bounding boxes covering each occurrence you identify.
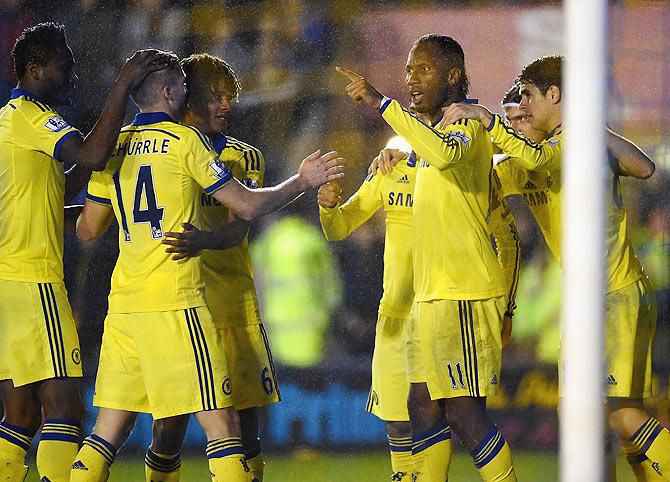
[1,0,668,405]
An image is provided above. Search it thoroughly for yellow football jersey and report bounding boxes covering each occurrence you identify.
[86,112,233,313]
[380,98,505,301]
[319,156,417,318]
[199,133,265,327]
[488,114,643,292]
[0,88,83,282]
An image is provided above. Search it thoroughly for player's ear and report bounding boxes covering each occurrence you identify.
[446,67,461,87]
[548,84,561,104]
[25,61,44,81]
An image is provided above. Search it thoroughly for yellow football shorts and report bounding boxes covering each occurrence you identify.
[0,280,82,386]
[94,307,234,419]
[366,312,410,422]
[605,276,656,399]
[407,297,505,399]
[218,323,280,410]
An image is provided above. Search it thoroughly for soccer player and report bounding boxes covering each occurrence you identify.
[0,22,169,482]
[441,56,668,481]
[317,151,417,480]
[144,53,280,482]
[71,51,341,482]
[337,34,516,481]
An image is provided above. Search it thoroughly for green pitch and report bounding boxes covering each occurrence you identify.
[26,450,639,481]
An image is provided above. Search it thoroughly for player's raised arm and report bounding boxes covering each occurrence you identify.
[212,150,344,222]
[318,174,384,241]
[607,129,655,179]
[59,50,172,171]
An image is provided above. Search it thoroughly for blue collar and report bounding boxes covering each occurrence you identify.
[546,123,562,139]
[10,87,47,103]
[211,132,227,154]
[407,151,417,167]
[131,112,176,126]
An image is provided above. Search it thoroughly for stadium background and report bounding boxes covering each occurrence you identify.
[1,0,669,480]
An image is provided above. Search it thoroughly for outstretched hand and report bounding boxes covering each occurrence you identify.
[437,103,493,130]
[336,67,384,109]
[298,150,345,190]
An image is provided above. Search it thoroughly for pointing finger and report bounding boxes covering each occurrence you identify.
[335,66,363,82]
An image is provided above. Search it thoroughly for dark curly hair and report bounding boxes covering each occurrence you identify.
[11,22,68,79]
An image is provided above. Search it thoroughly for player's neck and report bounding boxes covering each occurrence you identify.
[140,102,177,120]
[15,81,51,105]
[543,108,562,134]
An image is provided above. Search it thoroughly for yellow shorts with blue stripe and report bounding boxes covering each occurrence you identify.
[605,276,656,398]
[366,312,410,422]
[94,307,234,419]
[0,280,82,386]
[407,297,504,400]
[218,323,280,410]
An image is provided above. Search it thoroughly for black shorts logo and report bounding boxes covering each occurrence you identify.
[71,348,81,365]
[222,377,232,396]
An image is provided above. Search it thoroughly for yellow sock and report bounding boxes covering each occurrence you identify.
[628,419,670,480]
[206,437,250,482]
[145,448,181,482]
[0,421,32,481]
[70,434,117,482]
[411,423,452,481]
[388,434,413,480]
[471,426,516,482]
[37,419,80,482]
[622,439,665,482]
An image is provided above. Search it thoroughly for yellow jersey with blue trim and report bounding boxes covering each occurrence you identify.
[319,155,417,318]
[86,112,233,313]
[380,98,505,301]
[488,114,643,292]
[199,133,265,326]
[0,88,83,283]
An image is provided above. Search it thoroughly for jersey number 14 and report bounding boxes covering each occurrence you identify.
[112,164,165,242]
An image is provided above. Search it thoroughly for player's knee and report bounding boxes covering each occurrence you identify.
[152,416,189,454]
[38,378,83,421]
[387,421,412,439]
[442,397,490,444]
[408,383,442,432]
[195,407,241,440]
[606,399,648,437]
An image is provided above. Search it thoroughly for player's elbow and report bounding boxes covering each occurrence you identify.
[236,205,258,222]
[639,161,655,179]
[76,222,97,242]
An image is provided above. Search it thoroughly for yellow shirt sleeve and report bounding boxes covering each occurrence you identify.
[319,172,384,241]
[488,114,562,172]
[380,98,480,171]
[18,105,83,162]
[182,129,234,194]
[86,170,112,205]
[242,148,265,188]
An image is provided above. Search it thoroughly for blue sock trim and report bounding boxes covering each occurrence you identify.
[388,435,413,453]
[412,422,451,455]
[206,438,244,459]
[0,422,34,437]
[145,448,181,472]
[83,434,117,465]
[0,422,32,451]
[471,426,506,469]
[629,418,663,455]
